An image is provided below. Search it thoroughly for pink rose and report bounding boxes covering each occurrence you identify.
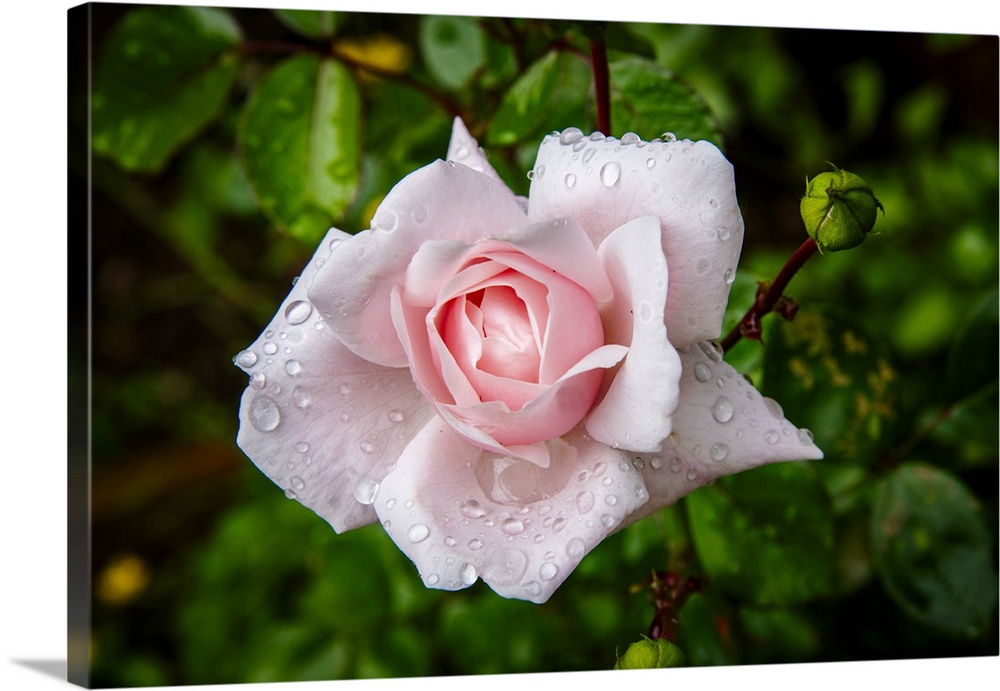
[236,119,821,603]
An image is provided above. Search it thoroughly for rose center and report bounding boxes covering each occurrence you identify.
[466,285,541,382]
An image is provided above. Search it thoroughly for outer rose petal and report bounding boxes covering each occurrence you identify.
[586,215,682,452]
[374,418,649,603]
[448,117,529,213]
[309,160,530,368]
[527,132,744,347]
[236,228,434,532]
[620,341,824,528]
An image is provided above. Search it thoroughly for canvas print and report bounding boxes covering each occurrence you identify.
[68,2,998,687]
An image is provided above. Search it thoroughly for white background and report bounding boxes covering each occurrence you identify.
[2,1,996,690]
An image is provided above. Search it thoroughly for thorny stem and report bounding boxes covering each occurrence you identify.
[720,237,820,352]
[644,571,701,642]
[589,34,611,136]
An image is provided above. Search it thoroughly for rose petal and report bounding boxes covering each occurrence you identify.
[374,419,649,603]
[236,228,434,532]
[620,342,824,527]
[585,215,682,452]
[446,117,504,183]
[309,160,530,367]
[527,132,744,346]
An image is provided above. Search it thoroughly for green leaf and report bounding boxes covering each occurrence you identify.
[609,58,721,145]
[676,592,739,665]
[761,308,898,466]
[686,462,836,605]
[946,289,999,399]
[738,607,820,664]
[871,463,998,638]
[419,15,486,90]
[240,55,361,242]
[92,6,242,172]
[274,9,339,39]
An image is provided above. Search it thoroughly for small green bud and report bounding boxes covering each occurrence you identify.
[800,166,884,252]
[614,636,688,669]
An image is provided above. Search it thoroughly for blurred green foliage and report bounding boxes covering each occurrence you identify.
[75,4,998,687]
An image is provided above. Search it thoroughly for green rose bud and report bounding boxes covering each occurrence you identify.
[614,636,688,669]
[800,166,884,252]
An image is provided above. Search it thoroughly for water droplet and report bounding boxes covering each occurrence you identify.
[694,362,712,382]
[522,581,542,597]
[599,161,621,187]
[638,301,654,322]
[724,269,735,284]
[290,476,305,491]
[601,513,615,528]
[576,491,595,513]
[460,500,486,519]
[718,226,732,241]
[526,169,535,180]
[360,440,373,453]
[339,383,351,395]
[582,148,596,163]
[249,395,280,432]
[284,359,302,376]
[577,469,591,484]
[539,562,559,581]
[710,443,729,461]
[467,537,483,551]
[262,342,278,355]
[593,461,607,476]
[284,489,297,500]
[292,386,311,408]
[407,523,430,543]
[567,538,586,559]
[605,494,618,506]
[284,300,313,325]
[564,173,577,188]
[426,573,440,585]
[551,517,567,533]
[602,476,613,487]
[632,456,645,472]
[559,127,584,145]
[764,430,780,445]
[234,350,257,368]
[660,132,677,142]
[354,478,380,505]
[621,132,641,145]
[669,457,682,472]
[798,428,815,444]
[460,562,478,585]
[588,131,606,141]
[250,372,266,390]
[535,165,545,180]
[650,455,663,469]
[388,409,404,423]
[712,396,734,423]
[764,397,784,419]
[501,517,525,535]
[698,341,723,363]
[686,468,698,481]
[646,157,656,168]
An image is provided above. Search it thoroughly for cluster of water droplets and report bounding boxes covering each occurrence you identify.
[375,450,647,600]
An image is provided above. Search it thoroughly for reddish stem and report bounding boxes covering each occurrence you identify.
[589,35,611,135]
[719,237,819,352]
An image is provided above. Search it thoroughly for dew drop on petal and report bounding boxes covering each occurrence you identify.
[539,562,559,581]
[249,395,280,432]
[234,350,257,368]
[601,513,615,528]
[360,440,374,453]
[468,537,483,551]
[388,409,404,423]
[712,396,735,424]
[460,500,486,519]
[576,491,595,514]
[660,132,677,142]
[686,468,698,481]
[250,372,266,390]
[582,148,596,163]
[710,443,729,461]
[407,523,430,543]
[290,476,305,491]
[460,562,478,585]
[292,386,311,408]
[426,573,440,585]
[523,581,542,597]
[339,383,351,395]
[605,494,618,506]
[284,300,313,325]
[599,161,621,187]
[694,362,712,382]
[567,538,586,560]
[764,429,780,445]
[669,457,682,472]
[284,359,302,376]
[262,342,278,356]
[559,127,584,145]
[353,478,380,505]
[764,397,784,419]
[501,517,525,535]
[621,132,641,145]
[698,341,723,363]
[646,157,656,168]
[565,173,577,188]
[295,441,309,453]
[798,428,815,444]
[724,269,735,284]
[551,517,567,533]
[638,301,654,322]
[650,455,663,469]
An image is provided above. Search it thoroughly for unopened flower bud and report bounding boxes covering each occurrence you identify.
[614,636,687,669]
[800,166,884,252]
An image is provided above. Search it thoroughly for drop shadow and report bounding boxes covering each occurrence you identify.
[11,659,66,682]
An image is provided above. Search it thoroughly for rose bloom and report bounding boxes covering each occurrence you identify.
[235,119,822,603]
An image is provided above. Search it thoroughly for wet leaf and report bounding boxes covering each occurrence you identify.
[240,54,361,242]
[871,463,998,638]
[92,6,242,172]
[419,15,486,90]
[686,462,836,605]
[274,9,339,39]
[609,58,721,145]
